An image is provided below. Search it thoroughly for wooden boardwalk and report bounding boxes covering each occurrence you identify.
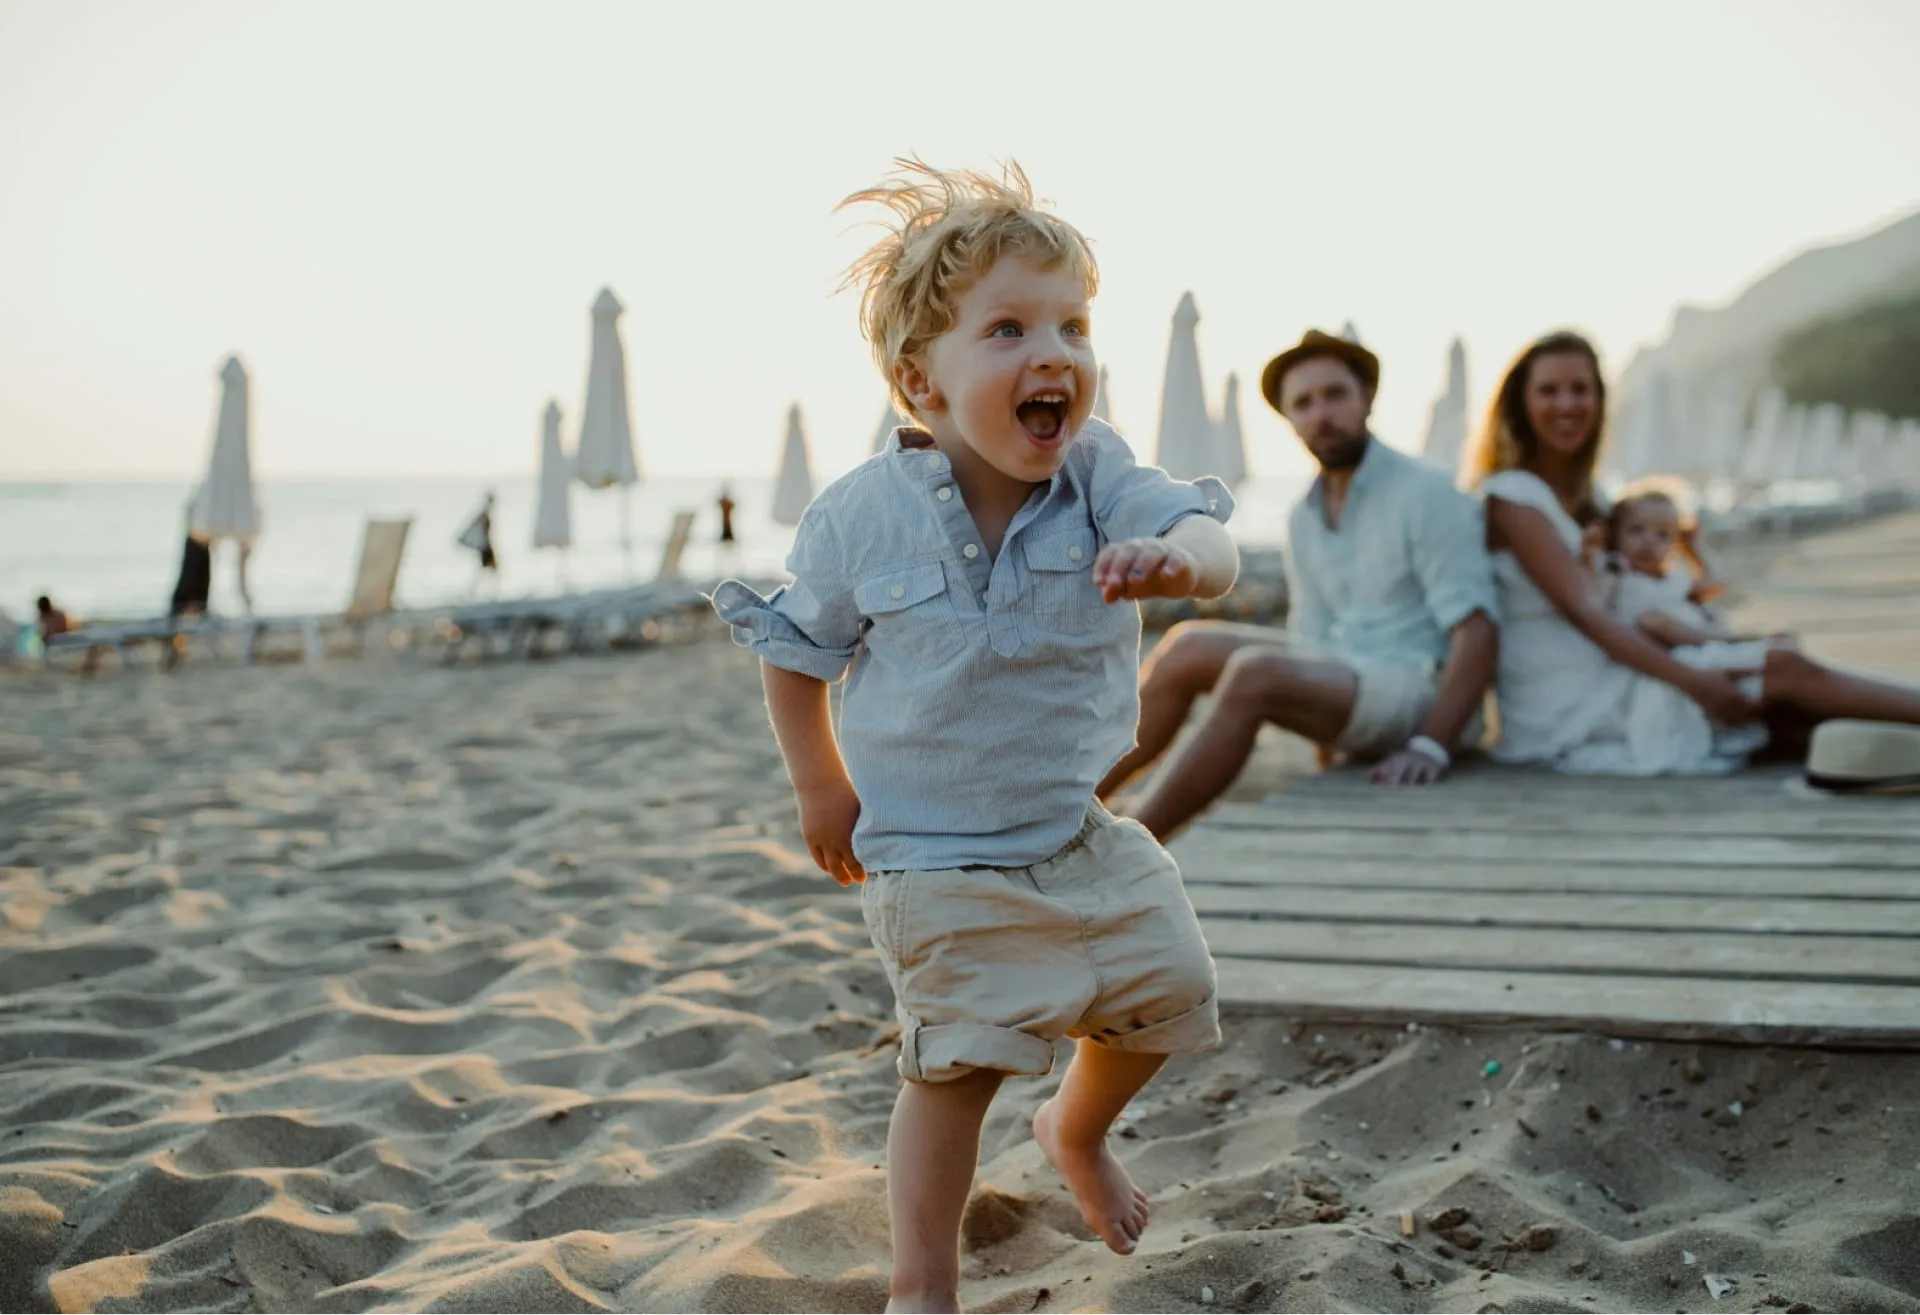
[1171,506,1920,1049]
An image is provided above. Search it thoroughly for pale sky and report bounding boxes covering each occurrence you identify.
[3,0,1918,484]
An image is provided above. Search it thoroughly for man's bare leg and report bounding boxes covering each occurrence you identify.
[1032,1042,1166,1255]
[1098,622,1286,800]
[1130,647,1359,842]
[885,1067,1005,1313]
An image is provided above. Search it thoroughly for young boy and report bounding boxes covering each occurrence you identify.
[711,160,1239,1312]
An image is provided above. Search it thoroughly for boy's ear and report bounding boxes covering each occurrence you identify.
[895,355,942,416]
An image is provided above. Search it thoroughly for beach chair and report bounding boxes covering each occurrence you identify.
[333,517,412,657]
[557,510,702,655]
[656,510,696,582]
[347,519,412,622]
[225,517,413,664]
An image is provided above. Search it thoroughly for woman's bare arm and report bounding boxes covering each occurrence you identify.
[1487,497,1756,723]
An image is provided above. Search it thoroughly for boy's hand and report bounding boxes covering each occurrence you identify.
[1094,538,1201,602]
[797,782,865,886]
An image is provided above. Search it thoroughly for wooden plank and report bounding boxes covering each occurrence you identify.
[1170,855,1920,901]
[1199,917,1920,985]
[1194,801,1920,842]
[1184,882,1920,937]
[1175,825,1917,870]
[1213,957,1920,1049]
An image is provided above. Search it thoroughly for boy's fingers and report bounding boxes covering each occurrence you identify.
[1126,544,1168,577]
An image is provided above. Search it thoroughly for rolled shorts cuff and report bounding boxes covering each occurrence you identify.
[1092,990,1223,1055]
[898,1021,1057,1084]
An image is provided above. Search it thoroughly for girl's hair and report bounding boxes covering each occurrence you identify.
[1461,330,1609,523]
[837,158,1098,421]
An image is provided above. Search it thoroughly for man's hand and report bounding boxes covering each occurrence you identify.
[1370,746,1447,786]
[1094,538,1200,603]
[797,781,865,886]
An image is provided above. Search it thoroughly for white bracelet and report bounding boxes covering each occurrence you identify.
[1406,735,1451,768]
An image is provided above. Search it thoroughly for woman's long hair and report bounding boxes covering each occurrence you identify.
[1461,330,1609,523]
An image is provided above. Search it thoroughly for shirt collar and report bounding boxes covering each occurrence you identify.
[895,426,1078,507]
[1305,433,1384,511]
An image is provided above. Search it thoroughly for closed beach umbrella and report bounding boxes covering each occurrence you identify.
[1420,337,1471,480]
[1611,369,1671,483]
[1093,364,1115,426]
[191,356,261,542]
[532,400,572,550]
[1155,292,1216,481]
[1215,372,1248,489]
[870,398,901,455]
[574,287,640,555]
[1740,386,1787,492]
[772,403,816,526]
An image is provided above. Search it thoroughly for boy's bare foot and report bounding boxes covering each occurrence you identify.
[1032,1097,1151,1254]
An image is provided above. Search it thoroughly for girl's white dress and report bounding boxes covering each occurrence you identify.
[1482,470,1768,775]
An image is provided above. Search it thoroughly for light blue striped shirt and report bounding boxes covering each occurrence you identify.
[712,419,1233,872]
[1286,436,1496,666]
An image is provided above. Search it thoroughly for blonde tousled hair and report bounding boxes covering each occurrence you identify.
[837,158,1099,420]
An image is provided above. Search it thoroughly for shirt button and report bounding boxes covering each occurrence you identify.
[937,486,954,502]
[926,455,943,474]
[979,591,989,602]
[962,544,980,559]
[1068,546,1084,562]
[890,585,905,599]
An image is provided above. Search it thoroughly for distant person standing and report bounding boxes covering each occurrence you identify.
[459,492,500,595]
[716,483,742,568]
[170,493,214,619]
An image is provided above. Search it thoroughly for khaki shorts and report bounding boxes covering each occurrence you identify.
[861,804,1222,1084]
[1338,654,1443,758]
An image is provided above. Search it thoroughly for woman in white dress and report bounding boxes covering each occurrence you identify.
[1464,330,1920,774]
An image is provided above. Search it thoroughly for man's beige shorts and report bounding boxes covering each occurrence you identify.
[861,804,1222,1084]
[1338,653,1444,758]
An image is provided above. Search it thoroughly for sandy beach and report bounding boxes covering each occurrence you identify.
[3,642,1918,1314]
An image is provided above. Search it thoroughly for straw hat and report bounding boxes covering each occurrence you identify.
[1804,719,1920,795]
[1260,329,1381,415]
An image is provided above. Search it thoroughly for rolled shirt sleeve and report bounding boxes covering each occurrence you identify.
[710,507,863,682]
[1409,478,1498,633]
[1082,421,1235,542]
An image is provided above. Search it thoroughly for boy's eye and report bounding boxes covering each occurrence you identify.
[991,321,1022,338]
[1063,319,1087,337]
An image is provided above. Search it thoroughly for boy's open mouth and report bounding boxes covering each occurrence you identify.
[1016,392,1070,445]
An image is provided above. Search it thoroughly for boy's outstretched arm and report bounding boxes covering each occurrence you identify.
[1093,516,1239,603]
[762,662,865,887]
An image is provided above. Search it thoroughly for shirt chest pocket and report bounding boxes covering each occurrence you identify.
[1022,528,1102,635]
[855,562,964,665]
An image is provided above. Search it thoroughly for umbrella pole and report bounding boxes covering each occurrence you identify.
[621,488,634,580]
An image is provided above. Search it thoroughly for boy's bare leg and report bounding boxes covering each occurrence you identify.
[886,1067,1005,1313]
[1032,1041,1165,1255]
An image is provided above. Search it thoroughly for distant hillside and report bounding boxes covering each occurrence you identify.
[1773,293,1920,419]
[1619,208,1920,402]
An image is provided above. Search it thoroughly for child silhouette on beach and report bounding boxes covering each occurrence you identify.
[712,159,1239,1312]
